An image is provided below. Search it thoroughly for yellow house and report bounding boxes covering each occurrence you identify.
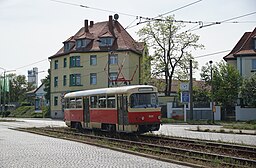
[48,15,149,118]
[224,27,256,78]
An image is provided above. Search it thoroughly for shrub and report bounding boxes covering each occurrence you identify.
[0,111,11,117]
[20,102,32,106]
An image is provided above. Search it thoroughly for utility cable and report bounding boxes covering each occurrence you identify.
[198,11,256,30]
[154,0,202,18]
[50,0,136,17]
[194,50,231,59]
[15,59,48,70]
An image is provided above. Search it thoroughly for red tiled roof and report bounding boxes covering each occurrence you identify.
[49,16,143,59]
[224,27,256,61]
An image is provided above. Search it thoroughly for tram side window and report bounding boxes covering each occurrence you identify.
[65,99,70,108]
[107,95,116,108]
[90,96,98,108]
[98,95,106,108]
[70,98,76,108]
[76,98,82,108]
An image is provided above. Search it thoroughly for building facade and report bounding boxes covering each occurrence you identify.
[48,15,148,119]
[28,67,38,88]
[224,27,256,78]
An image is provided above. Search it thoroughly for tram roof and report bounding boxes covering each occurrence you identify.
[64,85,156,98]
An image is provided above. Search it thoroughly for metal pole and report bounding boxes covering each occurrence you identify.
[209,60,214,124]
[189,60,193,120]
[2,71,6,117]
[184,103,187,122]
[0,76,2,117]
[108,52,110,88]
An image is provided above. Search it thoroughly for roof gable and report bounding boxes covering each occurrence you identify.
[224,27,256,61]
[49,16,144,59]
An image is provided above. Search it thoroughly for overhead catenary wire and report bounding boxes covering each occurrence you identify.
[133,0,203,28]
[196,11,256,30]
[221,11,256,23]
[15,59,48,70]
[50,0,203,30]
[194,50,231,59]
[153,0,202,19]
[49,0,136,17]
[49,0,254,31]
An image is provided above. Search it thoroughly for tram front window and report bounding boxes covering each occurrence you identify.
[130,93,158,108]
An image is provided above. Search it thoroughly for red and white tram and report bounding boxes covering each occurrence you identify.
[64,85,161,133]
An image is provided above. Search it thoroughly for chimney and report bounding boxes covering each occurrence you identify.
[84,19,89,32]
[108,15,113,31]
[90,21,94,27]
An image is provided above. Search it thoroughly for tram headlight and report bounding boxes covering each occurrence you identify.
[158,115,161,120]
[141,116,145,121]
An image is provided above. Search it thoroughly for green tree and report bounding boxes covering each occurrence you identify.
[10,75,35,103]
[140,44,152,84]
[240,74,256,107]
[137,16,203,95]
[201,61,242,109]
[193,86,211,105]
[41,69,50,102]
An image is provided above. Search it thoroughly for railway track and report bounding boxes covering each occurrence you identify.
[137,134,256,160]
[14,127,256,168]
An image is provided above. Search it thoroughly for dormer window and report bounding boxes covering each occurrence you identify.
[99,37,114,47]
[76,39,90,49]
[64,43,70,52]
[64,42,74,53]
[254,39,256,50]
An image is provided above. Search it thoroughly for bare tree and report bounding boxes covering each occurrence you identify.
[137,16,203,95]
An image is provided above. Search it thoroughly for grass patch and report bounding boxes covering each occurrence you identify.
[161,118,185,124]
[6,106,50,118]
[163,118,256,131]
[221,121,256,130]
[0,119,16,122]
[10,106,35,117]
[187,120,218,125]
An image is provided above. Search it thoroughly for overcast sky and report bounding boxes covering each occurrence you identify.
[0,0,255,84]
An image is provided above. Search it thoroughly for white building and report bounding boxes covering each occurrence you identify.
[28,67,38,88]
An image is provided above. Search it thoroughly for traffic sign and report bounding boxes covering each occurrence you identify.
[181,91,190,103]
[180,82,189,91]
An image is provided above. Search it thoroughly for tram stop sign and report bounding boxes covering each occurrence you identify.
[181,91,190,103]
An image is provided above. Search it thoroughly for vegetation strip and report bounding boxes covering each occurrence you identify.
[141,134,256,159]
[13,127,256,168]
[0,119,17,122]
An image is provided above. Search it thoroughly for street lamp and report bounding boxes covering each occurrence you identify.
[209,60,214,124]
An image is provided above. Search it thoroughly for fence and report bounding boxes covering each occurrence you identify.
[236,106,256,121]
[167,102,221,121]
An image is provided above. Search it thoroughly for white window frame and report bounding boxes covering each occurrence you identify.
[70,56,81,67]
[70,74,81,86]
[109,54,118,65]
[90,73,97,85]
[90,55,97,65]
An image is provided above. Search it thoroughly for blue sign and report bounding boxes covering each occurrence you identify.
[181,91,190,103]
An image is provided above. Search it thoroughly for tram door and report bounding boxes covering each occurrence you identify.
[118,94,128,131]
[83,97,90,128]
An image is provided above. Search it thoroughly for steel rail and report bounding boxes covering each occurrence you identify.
[139,134,256,159]
[14,127,256,168]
